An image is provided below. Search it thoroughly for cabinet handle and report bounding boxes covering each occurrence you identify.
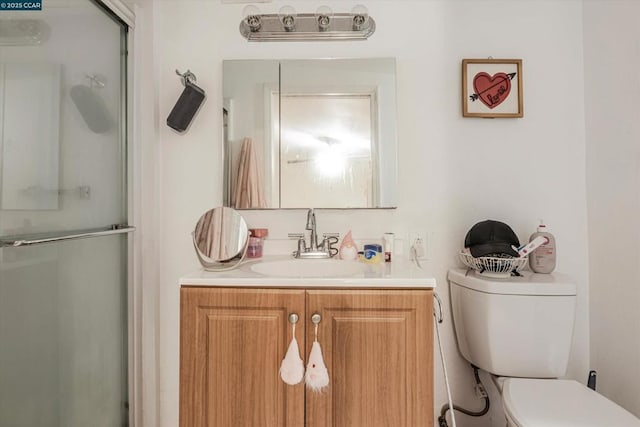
[311,313,321,324]
[288,313,299,324]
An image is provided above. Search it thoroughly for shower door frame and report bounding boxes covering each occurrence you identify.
[94,1,142,426]
[0,1,143,425]
[85,2,144,426]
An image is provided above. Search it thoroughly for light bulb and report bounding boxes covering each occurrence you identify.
[242,5,262,32]
[279,5,297,32]
[351,4,369,30]
[315,5,333,31]
[314,147,345,177]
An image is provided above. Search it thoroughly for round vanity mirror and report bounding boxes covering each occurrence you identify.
[192,206,249,271]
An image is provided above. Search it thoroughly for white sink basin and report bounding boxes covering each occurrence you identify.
[249,258,367,278]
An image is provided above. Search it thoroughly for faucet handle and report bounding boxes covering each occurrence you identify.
[288,233,306,258]
[322,233,340,258]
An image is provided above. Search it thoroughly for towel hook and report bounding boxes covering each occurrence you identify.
[84,73,106,89]
[176,69,197,86]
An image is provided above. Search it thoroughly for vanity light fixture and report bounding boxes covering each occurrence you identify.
[239,4,375,41]
[279,5,297,32]
[351,4,370,30]
[315,5,333,31]
[242,5,262,32]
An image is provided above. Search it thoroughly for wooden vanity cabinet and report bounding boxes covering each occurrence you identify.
[306,290,433,427]
[180,287,433,427]
[180,288,305,427]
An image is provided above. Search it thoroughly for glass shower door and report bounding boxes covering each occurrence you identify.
[0,1,130,425]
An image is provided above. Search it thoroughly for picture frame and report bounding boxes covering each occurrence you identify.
[462,58,523,118]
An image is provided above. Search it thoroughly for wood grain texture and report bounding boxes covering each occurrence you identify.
[305,290,433,427]
[180,287,305,427]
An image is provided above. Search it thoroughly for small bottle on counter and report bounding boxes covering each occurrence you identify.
[383,233,394,262]
[247,228,268,258]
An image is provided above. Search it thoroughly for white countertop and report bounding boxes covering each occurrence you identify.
[180,255,436,288]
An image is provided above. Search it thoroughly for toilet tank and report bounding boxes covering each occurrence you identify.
[448,268,577,378]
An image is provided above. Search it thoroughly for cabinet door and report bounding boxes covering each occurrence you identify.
[180,287,305,427]
[306,290,433,427]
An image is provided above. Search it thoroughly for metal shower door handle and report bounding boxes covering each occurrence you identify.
[0,224,135,248]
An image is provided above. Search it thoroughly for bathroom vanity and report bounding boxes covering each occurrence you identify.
[179,257,436,427]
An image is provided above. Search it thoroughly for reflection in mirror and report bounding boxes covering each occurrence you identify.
[223,58,397,209]
[192,207,249,271]
[281,94,374,207]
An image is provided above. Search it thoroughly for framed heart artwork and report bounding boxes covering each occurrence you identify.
[462,59,523,118]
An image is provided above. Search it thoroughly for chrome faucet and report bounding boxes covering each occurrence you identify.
[305,208,319,252]
[289,209,339,259]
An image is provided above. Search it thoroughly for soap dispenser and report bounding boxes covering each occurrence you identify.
[528,221,556,273]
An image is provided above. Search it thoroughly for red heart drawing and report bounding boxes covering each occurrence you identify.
[473,72,512,109]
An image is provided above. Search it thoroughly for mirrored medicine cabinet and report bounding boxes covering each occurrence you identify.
[222,58,398,209]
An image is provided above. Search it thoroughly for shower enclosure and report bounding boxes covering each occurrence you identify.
[0,1,131,425]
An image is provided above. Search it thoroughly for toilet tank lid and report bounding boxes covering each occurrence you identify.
[503,378,640,426]
[447,268,576,296]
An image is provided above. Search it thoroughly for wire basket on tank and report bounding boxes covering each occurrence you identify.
[459,252,528,278]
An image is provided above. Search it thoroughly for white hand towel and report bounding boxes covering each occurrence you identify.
[280,337,305,385]
[305,341,329,391]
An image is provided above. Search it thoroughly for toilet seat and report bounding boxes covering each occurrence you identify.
[503,378,640,426]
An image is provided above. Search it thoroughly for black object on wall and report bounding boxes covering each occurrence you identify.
[167,69,206,133]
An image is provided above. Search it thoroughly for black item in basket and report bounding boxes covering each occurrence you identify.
[464,220,520,258]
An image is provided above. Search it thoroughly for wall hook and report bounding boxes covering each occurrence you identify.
[176,69,197,86]
[84,73,106,89]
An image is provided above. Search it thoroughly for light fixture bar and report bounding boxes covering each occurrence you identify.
[240,13,376,42]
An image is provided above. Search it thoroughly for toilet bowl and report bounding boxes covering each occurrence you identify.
[448,268,640,426]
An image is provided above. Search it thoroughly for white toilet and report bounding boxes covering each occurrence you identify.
[448,268,640,426]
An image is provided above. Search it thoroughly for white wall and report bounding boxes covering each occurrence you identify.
[584,0,640,417]
[155,1,590,426]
